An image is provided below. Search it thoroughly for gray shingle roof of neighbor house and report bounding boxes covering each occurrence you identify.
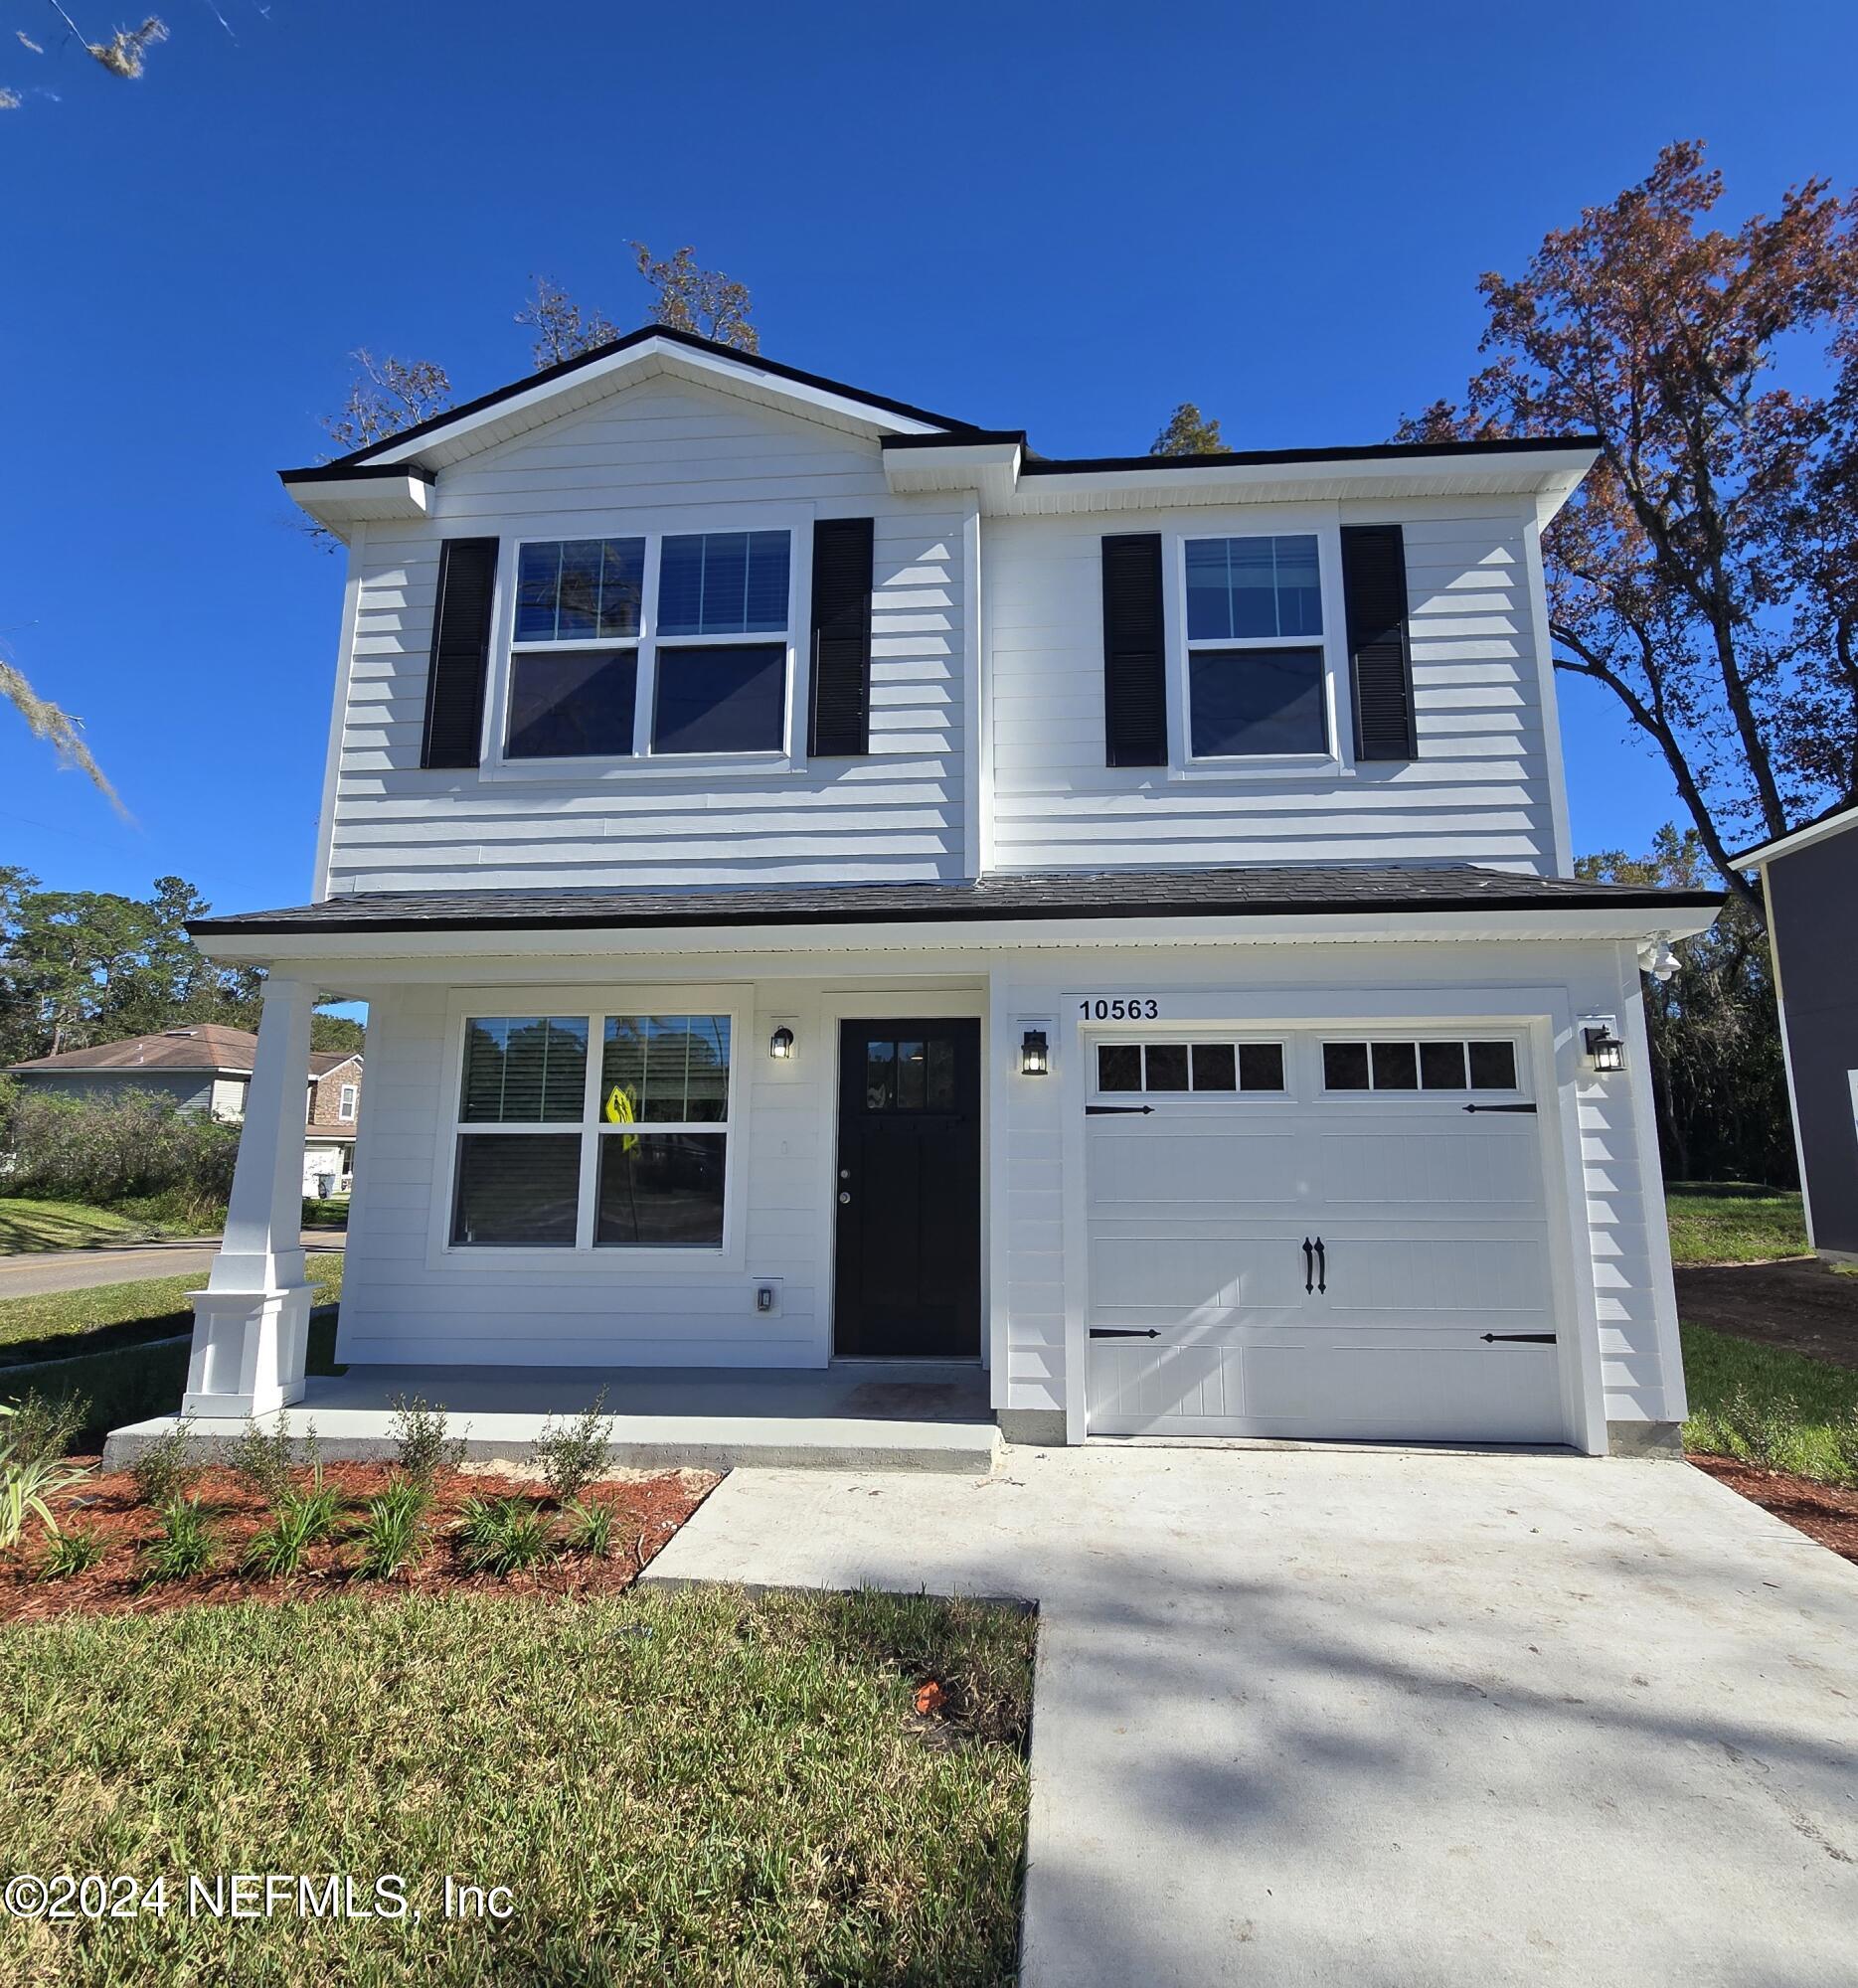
[188,866,1724,939]
[7,1025,359,1077]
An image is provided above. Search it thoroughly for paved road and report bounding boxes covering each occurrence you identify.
[646,1445,1858,1987]
[0,1233,344,1299]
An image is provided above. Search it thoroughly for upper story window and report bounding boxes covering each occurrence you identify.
[505,530,792,762]
[1183,534,1328,759]
[337,1082,358,1120]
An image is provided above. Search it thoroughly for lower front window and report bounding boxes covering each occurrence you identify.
[447,1011,734,1250]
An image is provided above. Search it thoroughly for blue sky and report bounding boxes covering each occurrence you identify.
[4,0,1857,915]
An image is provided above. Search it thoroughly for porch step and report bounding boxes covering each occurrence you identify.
[101,1409,1001,1476]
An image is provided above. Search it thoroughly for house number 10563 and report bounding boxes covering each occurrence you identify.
[1080,998,1160,1020]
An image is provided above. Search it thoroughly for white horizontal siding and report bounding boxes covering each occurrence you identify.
[338,981,828,1368]
[323,381,970,894]
[984,496,1562,874]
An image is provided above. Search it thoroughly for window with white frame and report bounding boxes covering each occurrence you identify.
[1183,534,1329,757]
[505,530,791,761]
[1320,1038,1520,1094]
[1096,1041,1286,1094]
[448,1012,733,1249]
[338,1082,358,1121]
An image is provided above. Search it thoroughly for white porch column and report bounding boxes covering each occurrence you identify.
[182,974,317,1418]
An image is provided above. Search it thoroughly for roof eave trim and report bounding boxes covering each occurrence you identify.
[1731,800,1858,868]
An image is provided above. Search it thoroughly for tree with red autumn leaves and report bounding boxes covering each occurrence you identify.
[1404,141,1858,917]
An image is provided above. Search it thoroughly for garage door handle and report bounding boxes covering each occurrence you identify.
[1481,1332,1557,1344]
[1090,1328,1160,1339]
[1302,1238,1314,1293]
[1315,1237,1326,1293]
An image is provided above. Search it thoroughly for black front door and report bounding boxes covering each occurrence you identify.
[833,1019,981,1358]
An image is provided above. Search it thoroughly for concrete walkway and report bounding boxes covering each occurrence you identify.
[0,1232,344,1299]
[643,1444,1858,1987]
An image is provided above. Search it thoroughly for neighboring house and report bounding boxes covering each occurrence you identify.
[177,324,1719,1452]
[8,1026,363,1197]
[1735,802,1858,1261]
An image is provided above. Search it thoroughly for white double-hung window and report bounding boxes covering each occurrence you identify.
[505,530,792,761]
[447,1010,734,1251]
[1182,533,1329,758]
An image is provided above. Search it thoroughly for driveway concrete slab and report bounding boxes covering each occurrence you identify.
[643,1444,1858,1987]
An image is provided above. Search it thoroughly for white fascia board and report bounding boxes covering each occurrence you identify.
[1732,802,1858,870]
[365,337,942,471]
[282,474,431,538]
[192,901,1719,972]
[1002,447,1597,517]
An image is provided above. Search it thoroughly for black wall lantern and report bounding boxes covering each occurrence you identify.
[1020,1028,1050,1077]
[768,1026,796,1061]
[1583,1024,1625,1073]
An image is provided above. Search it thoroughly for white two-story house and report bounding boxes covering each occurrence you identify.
[175,325,1719,1456]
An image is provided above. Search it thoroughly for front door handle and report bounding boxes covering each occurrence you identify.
[1314,1237,1327,1293]
[1302,1238,1314,1293]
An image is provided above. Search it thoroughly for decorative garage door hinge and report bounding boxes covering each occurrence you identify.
[1480,1332,1558,1344]
[1086,1103,1156,1115]
[1462,1101,1538,1113]
[1090,1327,1160,1339]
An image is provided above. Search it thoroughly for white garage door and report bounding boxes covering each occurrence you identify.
[1085,1030,1568,1444]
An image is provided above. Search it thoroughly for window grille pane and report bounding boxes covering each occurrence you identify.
[1467,1041,1518,1090]
[652,643,785,753]
[515,542,564,642]
[657,532,790,637]
[897,1040,928,1110]
[1190,647,1326,756]
[1272,535,1323,636]
[1186,536,1323,645]
[864,1040,895,1110]
[557,540,602,637]
[1143,1044,1189,1091]
[1324,1042,1371,1090]
[1098,1044,1141,1092]
[459,1017,588,1122]
[507,649,636,758]
[515,539,644,642]
[595,1133,726,1247]
[926,1037,956,1110]
[1229,536,1278,638]
[597,539,644,638]
[600,1017,731,1125]
[1239,1043,1286,1091]
[1371,1042,1419,1090]
[450,1134,581,1244]
[1420,1042,1468,1089]
[1191,1043,1237,1091]
[1185,538,1233,641]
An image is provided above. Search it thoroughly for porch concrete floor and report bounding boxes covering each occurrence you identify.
[101,1362,1000,1474]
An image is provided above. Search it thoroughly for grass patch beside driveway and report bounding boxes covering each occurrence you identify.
[0,1199,170,1254]
[1680,1322,1858,1482]
[1666,1181,1808,1263]
[0,1585,1034,1986]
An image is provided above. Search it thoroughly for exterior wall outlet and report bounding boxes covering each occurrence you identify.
[755,1280,781,1316]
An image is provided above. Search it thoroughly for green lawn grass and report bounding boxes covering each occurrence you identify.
[1665,1181,1809,1264]
[0,1585,1034,1987]
[0,1198,175,1254]
[1680,1321,1858,1481]
[0,1253,343,1363]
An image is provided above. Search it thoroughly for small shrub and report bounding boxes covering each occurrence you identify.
[242,1482,343,1581]
[228,1413,308,1505]
[533,1392,614,1502]
[386,1395,465,1484]
[0,1389,89,1466]
[130,1417,203,1508]
[455,1494,556,1575]
[2,1448,91,1550]
[560,1497,616,1560]
[37,1527,105,1581]
[139,1496,216,1586]
[353,1487,427,1581]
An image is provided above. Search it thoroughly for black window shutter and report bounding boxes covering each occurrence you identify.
[1341,524,1417,761]
[420,537,499,770]
[807,517,875,756]
[1101,532,1167,766]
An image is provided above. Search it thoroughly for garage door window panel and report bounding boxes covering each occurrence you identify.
[1094,1041,1288,1096]
[1323,1038,1522,1096]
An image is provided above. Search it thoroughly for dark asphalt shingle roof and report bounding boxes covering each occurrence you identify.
[189,866,1722,939]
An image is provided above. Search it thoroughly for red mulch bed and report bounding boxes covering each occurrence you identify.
[0,1460,719,1623]
[1689,1452,1858,1566]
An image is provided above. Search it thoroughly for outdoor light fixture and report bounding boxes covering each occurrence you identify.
[1583,1024,1625,1074]
[768,1026,796,1061]
[1020,1028,1050,1077]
